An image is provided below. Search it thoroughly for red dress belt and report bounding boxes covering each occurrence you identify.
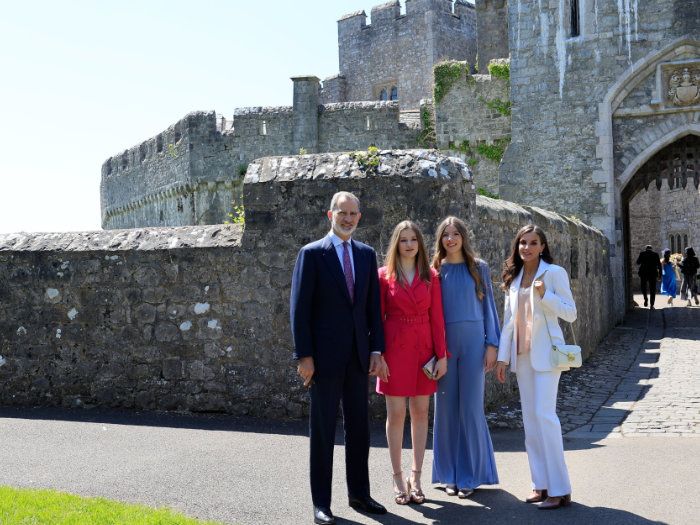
[385,314,429,324]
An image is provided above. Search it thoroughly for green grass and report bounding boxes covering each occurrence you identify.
[0,486,224,525]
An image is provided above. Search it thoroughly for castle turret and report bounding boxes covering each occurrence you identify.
[474,0,509,70]
[291,76,320,154]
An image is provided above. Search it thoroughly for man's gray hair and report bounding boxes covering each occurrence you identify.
[329,191,361,211]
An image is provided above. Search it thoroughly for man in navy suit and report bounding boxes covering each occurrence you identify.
[290,191,387,525]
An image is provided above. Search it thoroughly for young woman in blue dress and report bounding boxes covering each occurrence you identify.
[431,216,500,498]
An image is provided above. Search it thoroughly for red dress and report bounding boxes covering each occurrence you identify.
[376,266,448,396]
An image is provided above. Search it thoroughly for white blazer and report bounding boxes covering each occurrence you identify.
[497,260,577,372]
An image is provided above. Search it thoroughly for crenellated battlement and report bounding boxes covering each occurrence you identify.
[101,111,223,178]
[338,1,472,35]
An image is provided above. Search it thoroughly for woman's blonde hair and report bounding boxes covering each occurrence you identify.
[385,220,431,286]
[431,216,484,301]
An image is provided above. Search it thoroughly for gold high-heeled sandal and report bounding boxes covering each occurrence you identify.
[392,471,410,505]
[407,469,425,504]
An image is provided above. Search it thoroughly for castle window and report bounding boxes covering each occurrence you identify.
[366,116,372,131]
[260,120,267,136]
[684,235,688,251]
[677,235,682,252]
[379,89,388,101]
[570,0,580,37]
[671,236,675,253]
[390,86,398,101]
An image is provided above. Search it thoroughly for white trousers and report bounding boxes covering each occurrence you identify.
[516,356,571,496]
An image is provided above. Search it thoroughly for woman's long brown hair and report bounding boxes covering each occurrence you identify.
[501,224,554,290]
[431,216,484,301]
[385,220,432,286]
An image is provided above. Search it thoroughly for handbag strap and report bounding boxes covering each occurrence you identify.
[538,270,577,347]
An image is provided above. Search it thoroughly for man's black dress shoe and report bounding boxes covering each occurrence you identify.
[313,506,335,525]
[348,496,387,514]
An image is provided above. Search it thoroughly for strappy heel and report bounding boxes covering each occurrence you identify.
[407,469,425,504]
[392,471,410,505]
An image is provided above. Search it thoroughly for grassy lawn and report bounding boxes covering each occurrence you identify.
[0,486,225,525]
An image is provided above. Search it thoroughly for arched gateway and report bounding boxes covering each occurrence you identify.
[596,37,700,307]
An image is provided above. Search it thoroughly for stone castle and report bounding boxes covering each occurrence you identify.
[101,0,508,231]
[0,1,694,416]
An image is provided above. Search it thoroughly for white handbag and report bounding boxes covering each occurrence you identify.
[540,272,582,371]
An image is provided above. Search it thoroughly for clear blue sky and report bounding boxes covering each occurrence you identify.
[0,1,407,233]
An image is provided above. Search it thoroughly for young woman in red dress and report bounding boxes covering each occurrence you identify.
[376,220,448,505]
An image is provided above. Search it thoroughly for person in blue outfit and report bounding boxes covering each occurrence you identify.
[430,216,500,498]
[660,249,677,306]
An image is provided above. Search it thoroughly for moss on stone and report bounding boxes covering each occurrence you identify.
[481,97,512,116]
[434,61,468,103]
[475,137,511,163]
[487,59,510,82]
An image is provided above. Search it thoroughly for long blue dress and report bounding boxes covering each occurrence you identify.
[432,260,500,490]
[660,261,677,298]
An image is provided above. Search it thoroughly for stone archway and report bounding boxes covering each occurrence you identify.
[594,37,700,312]
[621,133,700,305]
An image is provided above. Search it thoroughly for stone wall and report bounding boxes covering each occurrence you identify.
[102,96,422,230]
[335,0,476,110]
[434,61,511,194]
[2,151,615,419]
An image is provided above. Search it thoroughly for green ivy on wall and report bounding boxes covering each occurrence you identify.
[487,60,510,82]
[475,137,511,163]
[418,105,437,148]
[434,61,468,103]
[481,97,512,117]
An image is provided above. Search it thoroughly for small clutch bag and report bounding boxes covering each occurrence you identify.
[422,355,437,379]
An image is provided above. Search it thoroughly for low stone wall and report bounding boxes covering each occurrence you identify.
[0,151,614,419]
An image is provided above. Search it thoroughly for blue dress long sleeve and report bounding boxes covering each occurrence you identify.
[432,260,500,489]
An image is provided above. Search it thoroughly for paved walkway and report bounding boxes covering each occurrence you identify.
[0,300,699,524]
[565,296,700,439]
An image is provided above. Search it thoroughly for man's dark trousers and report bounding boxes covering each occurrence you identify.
[640,275,657,306]
[309,348,370,508]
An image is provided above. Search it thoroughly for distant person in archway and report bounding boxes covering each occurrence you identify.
[636,245,662,309]
[660,249,677,305]
[679,247,700,306]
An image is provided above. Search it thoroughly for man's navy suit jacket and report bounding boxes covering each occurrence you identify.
[290,234,384,375]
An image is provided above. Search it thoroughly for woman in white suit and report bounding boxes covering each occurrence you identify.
[495,225,576,510]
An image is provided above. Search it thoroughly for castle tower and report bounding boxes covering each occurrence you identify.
[291,76,320,154]
[474,0,509,70]
[335,0,476,109]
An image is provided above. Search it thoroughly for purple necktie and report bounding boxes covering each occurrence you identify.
[342,241,354,302]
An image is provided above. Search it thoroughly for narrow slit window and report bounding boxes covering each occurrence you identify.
[379,89,387,101]
[390,86,398,101]
[684,235,688,250]
[260,120,267,136]
[366,116,371,131]
[570,0,580,37]
[671,236,675,253]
